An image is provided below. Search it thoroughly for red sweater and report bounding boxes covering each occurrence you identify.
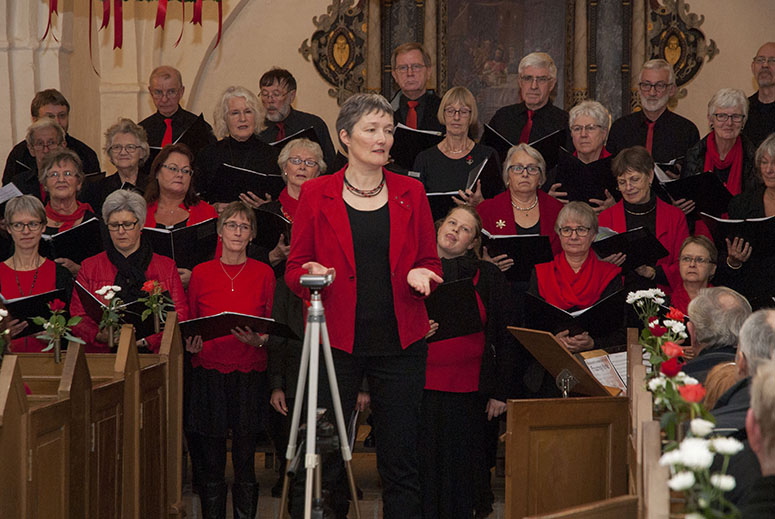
[187,258,275,373]
[0,260,57,352]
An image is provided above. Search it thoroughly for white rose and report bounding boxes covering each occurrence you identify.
[104,291,115,301]
[667,471,695,491]
[690,418,715,438]
[95,285,110,295]
[679,438,714,470]
[626,292,638,304]
[112,286,122,292]
[0,308,8,318]
[710,474,736,491]
[710,437,744,456]
[648,377,666,392]
[682,376,699,386]
[659,448,682,467]
[43,322,51,329]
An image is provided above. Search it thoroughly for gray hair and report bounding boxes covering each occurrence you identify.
[755,133,775,173]
[739,309,775,377]
[213,85,266,139]
[335,93,393,152]
[149,65,183,88]
[689,286,752,351]
[640,59,675,86]
[102,189,147,228]
[518,52,557,80]
[4,195,46,224]
[750,359,775,456]
[38,149,84,186]
[707,88,749,123]
[25,118,66,149]
[277,138,327,176]
[569,100,611,132]
[502,143,547,186]
[104,118,150,167]
[555,201,598,235]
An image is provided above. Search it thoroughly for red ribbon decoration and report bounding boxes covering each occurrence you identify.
[41,0,59,42]
[192,0,203,25]
[155,0,169,29]
[113,0,123,49]
[100,0,110,30]
[88,0,100,76]
[174,0,185,47]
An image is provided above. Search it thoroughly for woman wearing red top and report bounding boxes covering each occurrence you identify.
[421,206,512,519]
[185,202,275,519]
[144,143,218,288]
[70,190,188,353]
[528,201,622,353]
[0,195,73,351]
[285,93,442,519]
[668,236,717,315]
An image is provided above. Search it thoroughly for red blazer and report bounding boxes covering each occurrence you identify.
[285,167,442,353]
[476,189,563,255]
[70,252,189,353]
[598,197,689,286]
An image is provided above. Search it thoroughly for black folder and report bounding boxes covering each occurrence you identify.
[423,278,483,342]
[659,173,732,216]
[478,155,507,200]
[74,282,156,339]
[391,123,444,170]
[2,288,67,337]
[143,218,218,270]
[591,226,669,273]
[481,125,566,171]
[481,232,554,282]
[83,171,107,187]
[208,163,285,203]
[426,192,459,222]
[524,289,625,338]
[253,209,292,250]
[268,126,319,149]
[481,124,513,164]
[699,212,775,258]
[549,151,617,203]
[41,217,104,264]
[179,311,298,342]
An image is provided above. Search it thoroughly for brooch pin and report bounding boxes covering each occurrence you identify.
[496,219,506,229]
[465,155,474,165]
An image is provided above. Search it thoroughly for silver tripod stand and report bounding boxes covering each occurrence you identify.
[278,274,361,519]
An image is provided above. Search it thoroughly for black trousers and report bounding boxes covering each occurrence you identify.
[290,341,427,519]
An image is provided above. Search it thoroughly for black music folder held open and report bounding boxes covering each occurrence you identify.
[481,124,513,164]
[41,217,104,264]
[74,282,157,339]
[548,151,617,203]
[481,231,554,282]
[253,209,292,250]
[179,311,297,342]
[481,125,566,171]
[524,289,625,338]
[591,226,669,273]
[209,163,285,203]
[269,126,319,149]
[699,212,775,258]
[423,278,484,343]
[2,288,67,337]
[658,172,732,216]
[144,218,218,270]
[391,123,444,170]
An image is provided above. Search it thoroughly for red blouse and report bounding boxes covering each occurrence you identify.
[0,260,58,352]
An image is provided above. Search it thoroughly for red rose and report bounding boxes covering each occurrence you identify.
[662,341,684,358]
[678,384,706,403]
[142,280,156,293]
[660,357,685,377]
[48,299,66,312]
[666,307,686,321]
[650,325,667,337]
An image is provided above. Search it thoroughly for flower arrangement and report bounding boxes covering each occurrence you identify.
[138,280,174,333]
[96,285,123,349]
[33,299,84,363]
[627,289,688,374]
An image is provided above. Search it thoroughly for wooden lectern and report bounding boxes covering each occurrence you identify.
[506,327,629,519]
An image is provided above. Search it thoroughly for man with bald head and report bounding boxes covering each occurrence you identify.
[743,42,775,148]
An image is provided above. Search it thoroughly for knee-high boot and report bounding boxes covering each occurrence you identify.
[201,481,228,519]
[232,482,259,519]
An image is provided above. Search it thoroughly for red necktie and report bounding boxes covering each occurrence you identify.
[645,120,656,154]
[161,118,173,147]
[519,109,534,144]
[406,100,419,129]
[276,121,286,140]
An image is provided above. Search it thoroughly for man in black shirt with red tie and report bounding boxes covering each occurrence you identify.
[743,42,775,149]
[390,42,444,133]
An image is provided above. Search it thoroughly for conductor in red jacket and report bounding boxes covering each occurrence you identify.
[285,93,443,519]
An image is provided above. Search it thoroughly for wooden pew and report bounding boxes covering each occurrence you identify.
[522,494,638,519]
[641,421,669,519]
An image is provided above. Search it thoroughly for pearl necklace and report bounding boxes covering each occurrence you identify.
[443,139,472,154]
[511,196,538,212]
[219,260,247,292]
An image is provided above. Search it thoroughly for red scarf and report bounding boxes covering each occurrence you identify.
[704,131,744,195]
[536,252,620,310]
[45,201,93,231]
[572,148,611,160]
[278,187,299,223]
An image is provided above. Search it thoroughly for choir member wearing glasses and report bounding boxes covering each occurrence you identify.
[185,202,275,519]
[0,195,73,351]
[70,190,188,353]
[13,118,67,199]
[285,93,442,519]
[668,236,718,316]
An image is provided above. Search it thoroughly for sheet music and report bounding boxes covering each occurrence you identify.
[609,351,628,383]
[584,355,626,391]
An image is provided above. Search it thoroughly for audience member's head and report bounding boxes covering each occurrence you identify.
[517,52,557,111]
[30,89,70,132]
[737,309,775,379]
[746,359,775,475]
[638,59,676,117]
[259,68,297,123]
[751,42,775,91]
[391,42,432,100]
[148,66,185,118]
[687,287,751,355]
[703,362,739,410]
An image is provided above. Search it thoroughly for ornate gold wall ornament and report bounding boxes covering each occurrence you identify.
[648,0,718,99]
[300,0,368,105]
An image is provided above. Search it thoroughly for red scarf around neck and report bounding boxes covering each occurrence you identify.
[278,187,300,222]
[46,201,93,231]
[704,131,744,195]
[536,252,620,310]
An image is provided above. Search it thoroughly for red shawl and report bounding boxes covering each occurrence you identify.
[704,131,744,196]
[45,201,93,231]
[278,187,299,223]
[536,252,621,310]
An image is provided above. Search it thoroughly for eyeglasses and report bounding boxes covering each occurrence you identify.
[9,221,42,232]
[519,75,552,84]
[570,124,603,134]
[444,107,472,118]
[753,57,775,66]
[260,90,289,101]
[639,81,671,93]
[712,113,745,123]
[288,157,319,168]
[507,163,542,176]
[107,220,139,232]
[150,89,180,99]
[616,175,648,188]
[45,170,76,179]
[162,164,193,176]
[558,226,591,237]
[223,221,252,233]
[395,64,426,74]
[109,144,141,153]
[32,140,62,151]
[680,255,714,265]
